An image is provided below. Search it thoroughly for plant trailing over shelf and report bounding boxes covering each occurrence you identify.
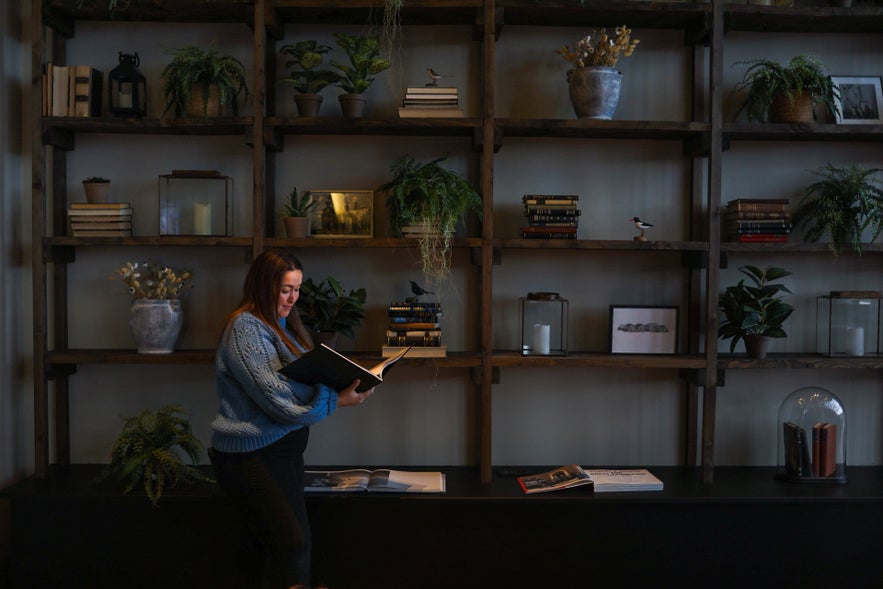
[331,32,391,95]
[718,265,794,357]
[377,154,482,282]
[94,405,212,508]
[732,54,840,123]
[161,43,249,118]
[278,39,342,95]
[793,163,883,255]
[296,276,367,341]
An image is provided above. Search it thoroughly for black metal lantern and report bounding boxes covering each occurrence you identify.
[108,52,147,117]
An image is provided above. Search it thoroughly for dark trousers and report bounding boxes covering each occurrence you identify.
[209,428,311,589]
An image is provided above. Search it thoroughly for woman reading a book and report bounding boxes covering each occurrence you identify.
[209,249,373,589]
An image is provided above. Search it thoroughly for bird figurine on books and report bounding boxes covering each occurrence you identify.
[630,216,653,242]
[410,280,435,298]
[426,68,451,86]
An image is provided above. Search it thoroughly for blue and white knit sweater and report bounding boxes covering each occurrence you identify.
[211,312,338,453]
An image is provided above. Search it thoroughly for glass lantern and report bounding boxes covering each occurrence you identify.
[158,171,233,236]
[108,52,147,117]
[776,386,847,484]
[520,292,568,356]
[816,293,880,357]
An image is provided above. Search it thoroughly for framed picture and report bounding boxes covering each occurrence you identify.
[609,306,678,355]
[832,76,883,124]
[308,190,374,238]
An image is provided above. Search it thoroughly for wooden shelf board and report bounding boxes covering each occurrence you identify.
[499,118,709,141]
[46,236,253,248]
[267,117,480,137]
[721,242,883,254]
[264,237,483,248]
[493,351,705,369]
[719,353,883,370]
[498,1,711,32]
[43,117,251,137]
[44,0,254,25]
[725,5,883,34]
[498,239,708,251]
[725,123,883,142]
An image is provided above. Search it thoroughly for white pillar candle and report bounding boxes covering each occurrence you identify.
[194,202,212,235]
[532,323,551,355]
[845,326,864,356]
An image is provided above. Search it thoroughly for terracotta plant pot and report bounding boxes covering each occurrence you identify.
[283,216,310,238]
[744,334,771,359]
[294,93,323,117]
[339,93,367,118]
[83,181,111,203]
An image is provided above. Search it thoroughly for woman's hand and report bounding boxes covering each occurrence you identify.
[336,379,375,407]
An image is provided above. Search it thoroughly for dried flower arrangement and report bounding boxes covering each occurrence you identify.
[557,26,639,69]
[113,261,193,299]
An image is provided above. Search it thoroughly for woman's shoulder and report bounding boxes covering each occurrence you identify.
[227,311,269,337]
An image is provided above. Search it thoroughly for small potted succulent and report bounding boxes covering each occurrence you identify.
[330,32,391,118]
[94,404,213,508]
[161,44,249,118]
[718,265,795,359]
[295,276,367,348]
[556,25,639,120]
[732,54,840,123]
[278,40,342,117]
[82,176,111,203]
[279,186,317,238]
[793,163,883,255]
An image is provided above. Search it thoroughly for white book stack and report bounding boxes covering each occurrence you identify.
[398,86,463,118]
[67,202,133,237]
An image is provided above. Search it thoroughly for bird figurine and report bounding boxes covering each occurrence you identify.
[630,216,653,242]
[426,68,451,87]
[410,280,435,297]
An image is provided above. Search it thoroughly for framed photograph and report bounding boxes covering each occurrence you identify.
[832,76,883,124]
[609,306,678,355]
[308,190,374,238]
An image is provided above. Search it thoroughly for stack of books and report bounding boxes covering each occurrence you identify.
[43,63,103,118]
[724,198,791,243]
[521,194,580,239]
[67,202,133,237]
[382,300,446,357]
[398,86,463,118]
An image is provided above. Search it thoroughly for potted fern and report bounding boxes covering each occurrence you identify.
[161,44,249,118]
[278,40,342,117]
[718,265,795,359]
[296,276,367,348]
[733,55,840,124]
[793,163,883,255]
[377,155,482,282]
[330,32,391,118]
[280,186,317,238]
[94,405,212,507]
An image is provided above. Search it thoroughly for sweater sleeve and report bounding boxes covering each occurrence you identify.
[221,314,337,426]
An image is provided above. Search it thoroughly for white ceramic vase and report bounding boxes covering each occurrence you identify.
[129,299,183,354]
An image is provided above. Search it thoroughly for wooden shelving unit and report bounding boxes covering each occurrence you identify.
[31,0,883,485]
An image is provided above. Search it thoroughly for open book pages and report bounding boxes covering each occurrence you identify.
[517,464,593,494]
[583,468,663,492]
[305,469,446,493]
[279,344,411,392]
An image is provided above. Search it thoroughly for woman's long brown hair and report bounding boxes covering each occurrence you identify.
[220,249,314,355]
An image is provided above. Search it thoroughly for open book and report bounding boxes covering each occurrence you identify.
[304,469,446,493]
[279,344,411,392]
[583,468,664,492]
[517,464,593,494]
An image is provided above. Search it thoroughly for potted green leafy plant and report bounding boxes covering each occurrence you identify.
[296,276,367,348]
[377,155,482,281]
[278,40,342,117]
[82,176,111,203]
[733,55,840,123]
[280,186,317,238]
[718,265,795,359]
[330,32,391,118]
[793,163,883,255]
[161,44,249,118]
[94,405,213,507]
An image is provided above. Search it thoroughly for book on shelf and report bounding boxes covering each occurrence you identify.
[524,206,581,216]
[526,213,582,222]
[517,464,593,494]
[405,86,458,95]
[398,107,464,118]
[67,207,133,217]
[521,226,577,235]
[813,422,837,477]
[528,221,579,228]
[726,220,792,231]
[783,422,812,477]
[729,233,788,243]
[584,468,664,492]
[382,345,447,358]
[403,97,460,104]
[278,343,411,392]
[724,210,791,221]
[521,232,577,240]
[70,229,132,237]
[69,221,132,231]
[72,65,103,118]
[305,468,446,493]
[69,202,130,210]
[726,199,789,214]
[388,322,440,331]
[50,63,70,117]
